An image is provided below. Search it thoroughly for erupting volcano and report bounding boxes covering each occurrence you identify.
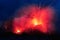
[12,5,55,34]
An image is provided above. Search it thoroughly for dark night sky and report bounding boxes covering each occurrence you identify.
[0,0,60,39]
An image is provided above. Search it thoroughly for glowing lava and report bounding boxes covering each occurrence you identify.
[31,18,43,26]
[13,5,55,34]
[13,26,25,34]
[15,28,21,34]
[32,18,38,25]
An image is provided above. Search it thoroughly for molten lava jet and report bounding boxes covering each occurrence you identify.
[12,5,55,34]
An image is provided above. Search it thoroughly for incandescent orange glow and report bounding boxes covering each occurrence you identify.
[13,26,25,34]
[16,29,21,33]
[32,18,38,25]
[13,27,21,34]
[32,18,43,26]
[16,30,21,34]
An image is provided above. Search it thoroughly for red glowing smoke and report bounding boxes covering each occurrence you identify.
[12,5,55,34]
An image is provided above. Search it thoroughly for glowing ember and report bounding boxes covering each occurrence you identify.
[13,5,55,34]
[13,27,21,34]
[15,29,21,34]
[12,25,25,34]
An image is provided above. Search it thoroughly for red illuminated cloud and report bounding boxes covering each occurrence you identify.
[12,5,55,34]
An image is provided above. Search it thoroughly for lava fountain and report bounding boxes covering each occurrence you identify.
[12,5,55,34]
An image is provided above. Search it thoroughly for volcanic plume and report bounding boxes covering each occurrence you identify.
[12,5,55,34]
